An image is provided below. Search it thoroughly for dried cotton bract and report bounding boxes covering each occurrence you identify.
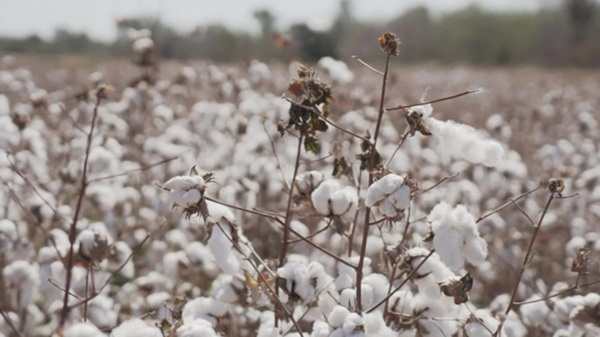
[365,174,410,219]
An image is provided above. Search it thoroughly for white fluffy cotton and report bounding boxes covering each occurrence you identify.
[428,202,488,270]
[417,104,505,167]
[366,174,410,218]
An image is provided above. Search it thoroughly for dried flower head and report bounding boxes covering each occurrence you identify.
[548,178,565,196]
[570,247,591,274]
[378,31,401,56]
[440,273,473,304]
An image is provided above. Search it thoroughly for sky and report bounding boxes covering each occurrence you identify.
[0,0,552,42]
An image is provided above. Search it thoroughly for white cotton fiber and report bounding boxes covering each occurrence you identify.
[425,115,505,167]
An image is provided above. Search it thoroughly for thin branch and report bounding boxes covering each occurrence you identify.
[367,249,435,313]
[87,155,179,184]
[509,199,535,226]
[287,220,330,244]
[7,155,69,224]
[476,182,542,223]
[262,122,290,190]
[514,279,600,306]
[357,53,391,313]
[351,55,384,76]
[412,172,460,199]
[205,197,356,268]
[493,194,555,336]
[0,309,25,337]
[384,127,410,169]
[278,133,304,267]
[68,222,158,310]
[4,183,67,268]
[59,96,102,328]
[48,277,84,300]
[213,223,304,337]
[386,89,483,111]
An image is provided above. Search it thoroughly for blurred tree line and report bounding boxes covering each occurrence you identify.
[1,0,599,66]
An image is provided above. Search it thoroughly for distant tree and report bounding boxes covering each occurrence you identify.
[254,9,275,37]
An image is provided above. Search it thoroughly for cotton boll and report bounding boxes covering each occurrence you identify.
[295,171,324,195]
[328,306,351,329]
[425,117,505,167]
[177,318,219,337]
[311,180,340,216]
[520,295,550,326]
[182,297,227,327]
[111,318,162,337]
[318,57,354,84]
[64,322,105,337]
[3,260,40,308]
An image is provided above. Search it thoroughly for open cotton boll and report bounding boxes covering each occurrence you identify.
[311,180,358,219]
[425,117,504,167]
[428,202,488,271]
[110,318,162,337]
[64,322,105,337]
[3,260,40,308]
[182,297,227,327]
[318,57,354,84]
[328,306,351,329]
[295,171,324,195]
[177,318,219,337]
[366,174,410,218]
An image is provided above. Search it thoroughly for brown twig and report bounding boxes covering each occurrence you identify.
[351,55,384,76]
[386,89,482,111]
[357,53,391,312]
[68,222,157,310]
[262,122,291,190]
[476,182,542,223]
[278,133,304,267]
[213,223,304,337]
[514,279,600,306]
[492,194,554,336]
[0,309,25,337]
[87,155,179,184]
[384,127,410,169]
[367,249,435,313]
[59,97,102,327]
[205,197,356,268]
[412,172,460,199]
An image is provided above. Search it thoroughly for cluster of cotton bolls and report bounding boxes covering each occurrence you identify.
[1,49,599,337]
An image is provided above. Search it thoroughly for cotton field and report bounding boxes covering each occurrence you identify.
[0,32,599,337]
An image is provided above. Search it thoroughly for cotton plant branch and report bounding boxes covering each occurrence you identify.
[351,55,384,76]
[212,222,305,337]
[262,121,290,190]
[278,133,304,267]
[356,52,392,312]
[492,191,559,337]
[386,88,483,112]
[367,249,435,313]
[58,94,103,328]
[87,155,180,184]
[0,309,25,337]
[204,196,356,268]
[67,220,159,311]
[476,182,542,223]
[3,183,67,268]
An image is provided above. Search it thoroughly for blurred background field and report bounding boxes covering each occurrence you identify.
[1,0,600,67]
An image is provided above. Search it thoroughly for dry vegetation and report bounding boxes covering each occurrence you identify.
[0,32,599,337]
